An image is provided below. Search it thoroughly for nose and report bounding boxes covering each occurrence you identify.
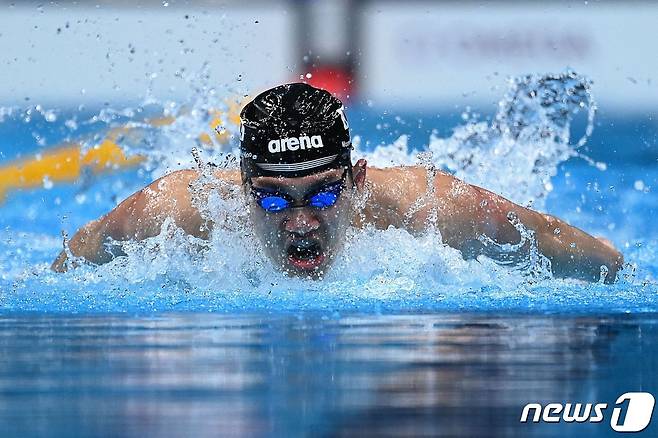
[284,208,321,235]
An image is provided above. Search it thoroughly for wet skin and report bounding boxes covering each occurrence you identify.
[51,160,624,283]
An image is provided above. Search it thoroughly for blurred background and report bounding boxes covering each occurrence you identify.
[0,0,657,240]
[0,0,656,160]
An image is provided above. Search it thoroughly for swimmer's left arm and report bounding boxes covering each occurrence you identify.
[355,165,621,282]
[461,184,624,283]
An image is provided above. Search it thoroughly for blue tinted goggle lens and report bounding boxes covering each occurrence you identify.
[251,176,345,213]
[258,195,290,212]
[308,191,339,209]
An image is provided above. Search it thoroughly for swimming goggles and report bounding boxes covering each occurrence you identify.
[250,170,348,213]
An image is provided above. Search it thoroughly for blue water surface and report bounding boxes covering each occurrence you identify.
[1,98,657,437]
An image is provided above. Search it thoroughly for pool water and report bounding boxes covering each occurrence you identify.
[1,72,658,436]
[1,313,657,437]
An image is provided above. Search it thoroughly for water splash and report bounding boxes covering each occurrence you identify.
[1,70,656,314]
[405,70,597,208]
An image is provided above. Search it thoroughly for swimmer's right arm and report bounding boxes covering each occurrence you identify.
[51,170,207,272]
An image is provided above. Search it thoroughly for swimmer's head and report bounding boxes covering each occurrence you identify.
[239,83,365,278]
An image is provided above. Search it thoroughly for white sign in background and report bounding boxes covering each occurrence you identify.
[360,2,658,111]
[0,3,295,106]
[1,2,656,112]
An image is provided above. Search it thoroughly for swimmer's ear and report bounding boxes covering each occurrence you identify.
[353,159,367,191]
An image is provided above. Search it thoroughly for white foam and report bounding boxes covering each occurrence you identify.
[3,70,654,313]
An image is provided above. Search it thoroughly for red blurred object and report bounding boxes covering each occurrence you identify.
[304,65,354,101]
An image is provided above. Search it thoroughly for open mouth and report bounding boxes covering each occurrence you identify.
[286,239,326,270]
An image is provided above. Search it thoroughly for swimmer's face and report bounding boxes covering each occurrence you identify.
[246,162,365,279]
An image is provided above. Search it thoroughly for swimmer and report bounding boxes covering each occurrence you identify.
[51,83,624,282]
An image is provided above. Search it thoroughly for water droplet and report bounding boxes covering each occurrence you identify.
[64,119,78,130]
[305,73,312,79]
[595,161,607,171]
[44,110,57,122]
[553,227,561,235]
[42,176,53,190]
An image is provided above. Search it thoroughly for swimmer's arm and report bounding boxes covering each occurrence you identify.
[463,185,624,283]
[366,167,622,282]
[51,170,207,272]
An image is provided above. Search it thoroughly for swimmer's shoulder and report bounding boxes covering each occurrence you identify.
[149,168,241,195]
[363,165,479,231]
[362,165,450,229]
[131,168,231,237]
[211,168,241,185]
[139,169,201,206]
[165,166,242,202]
[366,165,462,199]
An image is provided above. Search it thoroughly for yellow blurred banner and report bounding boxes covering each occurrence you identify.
[0,102,243,202]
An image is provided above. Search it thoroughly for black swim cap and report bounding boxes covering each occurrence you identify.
[239,83,352,179]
